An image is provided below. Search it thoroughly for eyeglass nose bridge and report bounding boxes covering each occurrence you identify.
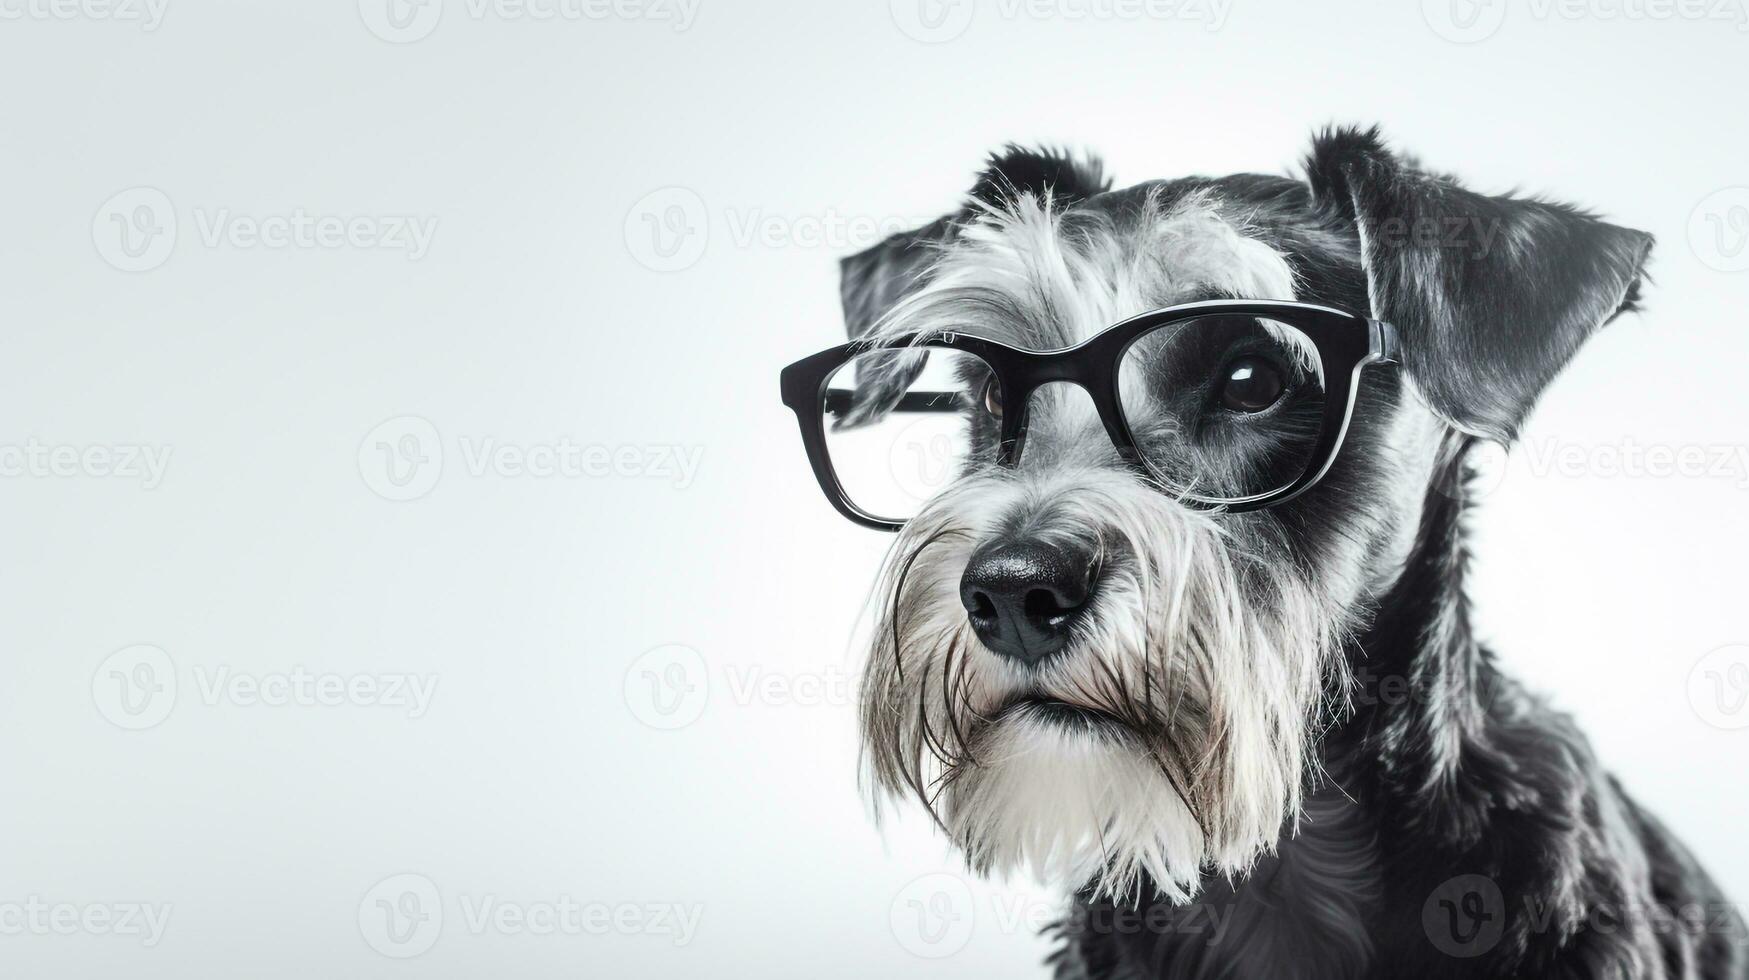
[994,355,1144,474]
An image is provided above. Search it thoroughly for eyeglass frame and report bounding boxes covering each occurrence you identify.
[780,299,1401,531]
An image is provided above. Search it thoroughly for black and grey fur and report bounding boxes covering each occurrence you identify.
[832,126,1747,979]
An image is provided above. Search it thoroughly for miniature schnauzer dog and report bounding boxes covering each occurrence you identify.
[779,126,1747,978]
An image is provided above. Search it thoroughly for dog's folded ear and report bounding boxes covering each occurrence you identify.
[838,144,1110,340]
[1305,126,1654,443]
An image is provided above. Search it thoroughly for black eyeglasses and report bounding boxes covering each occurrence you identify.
[780,300,1400,531]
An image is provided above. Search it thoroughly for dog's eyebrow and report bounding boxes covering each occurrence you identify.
[879,286,1047,348]
[1177,286,1241,305]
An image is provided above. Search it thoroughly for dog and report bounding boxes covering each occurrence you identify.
[786,126,1748,978]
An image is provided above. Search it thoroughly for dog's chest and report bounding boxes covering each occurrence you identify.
[1057,794,1381,980]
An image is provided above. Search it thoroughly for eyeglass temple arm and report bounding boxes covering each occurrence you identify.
[821,389,967,418]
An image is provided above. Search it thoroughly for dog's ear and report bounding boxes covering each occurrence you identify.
[838,144,1110,339]
[1305,126,1653,443]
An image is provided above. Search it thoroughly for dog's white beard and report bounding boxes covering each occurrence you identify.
[859,467,1347,904]
[943,711,1206,902]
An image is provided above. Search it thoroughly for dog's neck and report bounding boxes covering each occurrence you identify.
[1056,432,1703,978]
[1327,430,1507,847]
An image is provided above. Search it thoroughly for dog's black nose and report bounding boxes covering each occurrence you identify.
[959,539,1096,666]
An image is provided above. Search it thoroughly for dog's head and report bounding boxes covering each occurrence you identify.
[840,126,1651,902]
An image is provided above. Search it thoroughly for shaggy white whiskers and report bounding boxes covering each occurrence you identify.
[860,467,1347,903]
[944,711,1207,903]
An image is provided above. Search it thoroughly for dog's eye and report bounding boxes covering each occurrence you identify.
[981,376,1003,420]
[1217,356,1286,413]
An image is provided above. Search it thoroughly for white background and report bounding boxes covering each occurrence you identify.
[1,0,1746,976]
